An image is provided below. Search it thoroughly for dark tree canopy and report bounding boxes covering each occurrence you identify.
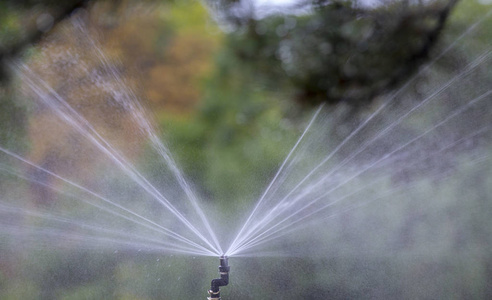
[207,0,458,108]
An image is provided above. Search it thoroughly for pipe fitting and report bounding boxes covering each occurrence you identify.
[208,256,230,300]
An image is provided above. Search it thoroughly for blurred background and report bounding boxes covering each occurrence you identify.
[0,0,491,299]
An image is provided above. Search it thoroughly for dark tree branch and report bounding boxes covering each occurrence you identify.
[0,0,89,83]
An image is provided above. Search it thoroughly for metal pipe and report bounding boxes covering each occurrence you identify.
[208,256,230,300]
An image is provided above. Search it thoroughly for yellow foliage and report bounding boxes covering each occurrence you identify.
[146,33,216,113]
[22,1,221,205]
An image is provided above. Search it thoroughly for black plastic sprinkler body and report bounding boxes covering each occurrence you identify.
[208,256,230,300]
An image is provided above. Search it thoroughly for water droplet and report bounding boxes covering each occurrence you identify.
[276,25,288,37]
[36,13,54,33]
[284,17,297,30]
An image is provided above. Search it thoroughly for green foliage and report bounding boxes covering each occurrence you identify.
[0,5,22,49]
[0,89,27,153]
[59,281,114,300]
[1,280,40,300]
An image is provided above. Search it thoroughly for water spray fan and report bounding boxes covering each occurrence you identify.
[208,256,230,299]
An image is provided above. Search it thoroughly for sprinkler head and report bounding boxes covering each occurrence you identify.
[208,256,230,300]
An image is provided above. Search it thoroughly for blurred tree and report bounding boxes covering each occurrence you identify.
[206,0,459,109]
[2,0,459,110]
[142,1,221,114]
[0,0,89,82]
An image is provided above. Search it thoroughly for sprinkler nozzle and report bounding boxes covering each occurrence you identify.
[208,256,230,300]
